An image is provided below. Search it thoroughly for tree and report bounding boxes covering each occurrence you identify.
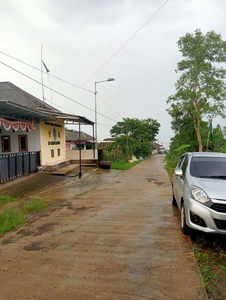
[65,127,75,132]
[167,29,226,151]
[110,118,160,142]
[110,118,160,158]
[211,124,225,152]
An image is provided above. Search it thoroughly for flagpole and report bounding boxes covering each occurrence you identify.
[206,128,210,152]
[206,118,212,152]
[41,44,45,102]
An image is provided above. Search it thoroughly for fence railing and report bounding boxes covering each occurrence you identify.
[0,151,40,182]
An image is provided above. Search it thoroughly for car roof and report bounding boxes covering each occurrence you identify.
[187,152,226,158]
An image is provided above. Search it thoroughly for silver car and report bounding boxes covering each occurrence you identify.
[172,152,226,234]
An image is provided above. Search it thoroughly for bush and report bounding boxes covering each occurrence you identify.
[103,137,151,161]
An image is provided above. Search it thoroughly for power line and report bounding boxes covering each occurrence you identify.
[44,98,114,127]
[70,0,170,97]
[0,51,93,94]
[97,123,113,127]
[0,50,124,120]
[0,60,118,123]
[97,94,124,118]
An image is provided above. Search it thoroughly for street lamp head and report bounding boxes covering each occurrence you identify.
[107,78,115,82]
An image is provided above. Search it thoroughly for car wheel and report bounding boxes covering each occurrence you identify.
[181,202,189,235]
[172,187,178,206]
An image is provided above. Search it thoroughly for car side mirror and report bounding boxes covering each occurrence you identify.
[175,169,183,177]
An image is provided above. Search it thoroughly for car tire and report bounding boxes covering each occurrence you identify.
[172,187,178,206]
[181,202,190,235]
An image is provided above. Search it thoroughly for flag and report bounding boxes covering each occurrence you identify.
[209,120,213,142]
[42,61,50,73]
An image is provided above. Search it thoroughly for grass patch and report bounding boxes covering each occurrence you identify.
[219,264,226,272]
[111,159,140,170]
[22,199,46,212]
[164,164,174,182]
[0,209,26,235]
[164,164,175,176]
[0,193,17,205]
[194,246,217,293]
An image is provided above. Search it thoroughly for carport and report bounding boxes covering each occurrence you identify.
[34,107,95,178]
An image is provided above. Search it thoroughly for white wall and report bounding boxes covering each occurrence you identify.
[0,122,40,154]
[66,149,97,160]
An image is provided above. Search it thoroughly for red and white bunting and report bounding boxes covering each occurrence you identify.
[0,117,33,132]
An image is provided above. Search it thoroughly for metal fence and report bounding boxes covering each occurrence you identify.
[0,151,40,182]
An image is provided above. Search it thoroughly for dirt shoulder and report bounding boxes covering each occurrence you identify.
[0,156,207,300]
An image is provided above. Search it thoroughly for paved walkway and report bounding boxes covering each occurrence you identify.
[0,156,207,300]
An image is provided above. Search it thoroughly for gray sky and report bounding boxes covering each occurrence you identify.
[0,0,225,147]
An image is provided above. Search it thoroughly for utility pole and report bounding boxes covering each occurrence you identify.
[41,44,45,102]
[94,78,115,158]
[94,82,98,153]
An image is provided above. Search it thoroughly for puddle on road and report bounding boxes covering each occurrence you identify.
[147,176,164,186]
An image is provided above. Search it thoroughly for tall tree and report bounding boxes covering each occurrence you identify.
[167,29,226,151]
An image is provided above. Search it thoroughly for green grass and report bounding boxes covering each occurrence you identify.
[164,164,175,176]
[111,159,140,170]
[0,199,47,236]
[22,199,46,212]
[0,193,17,205]
[0,209,26,235]
[194,247,217,293]
[219,264,226,272]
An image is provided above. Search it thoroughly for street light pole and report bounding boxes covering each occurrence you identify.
[94,78,115,158]
[94,81,97,155]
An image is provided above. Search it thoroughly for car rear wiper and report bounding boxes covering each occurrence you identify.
[199,175,226,179]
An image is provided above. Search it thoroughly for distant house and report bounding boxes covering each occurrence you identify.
[0,82,94,181]
[65,130,94,150]
[99,138,115,149]
[151,141,165,154]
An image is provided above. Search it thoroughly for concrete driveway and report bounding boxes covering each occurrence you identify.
[0,156,207,300]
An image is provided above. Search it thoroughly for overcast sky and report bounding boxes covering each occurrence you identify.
[0,0,225,147]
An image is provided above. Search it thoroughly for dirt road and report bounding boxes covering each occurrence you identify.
[0,156,207,300]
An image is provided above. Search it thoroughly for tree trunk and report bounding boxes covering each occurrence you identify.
[193,116,203,152]
[196,126,203,152]
[193,90,203,152]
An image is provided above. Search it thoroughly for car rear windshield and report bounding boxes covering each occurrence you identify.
[190,157,226,178]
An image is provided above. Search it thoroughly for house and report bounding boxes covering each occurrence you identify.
[65,130,94,150]
[99,138,115,149]
[0,82,95,181]
[151,140,165,154]
[65,129,97,161]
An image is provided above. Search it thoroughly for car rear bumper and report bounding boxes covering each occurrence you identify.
[186,197,226,234]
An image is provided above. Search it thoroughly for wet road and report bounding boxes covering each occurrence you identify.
[0,167,121,199]
[0,156,207,300]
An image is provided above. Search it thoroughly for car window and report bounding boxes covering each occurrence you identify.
[181,155,188,175]
[190,157,226,178]
[177,156,185,169]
